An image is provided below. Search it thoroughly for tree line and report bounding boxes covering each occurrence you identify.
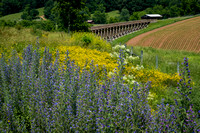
[0,0,200,32]
[0,0,48,17]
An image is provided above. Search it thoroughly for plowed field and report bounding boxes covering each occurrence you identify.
[127,16,200,53]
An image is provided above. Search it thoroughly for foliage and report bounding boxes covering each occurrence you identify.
[0,20,16,27]
[142,0,200,19]
[0,45,199,132]
[129,11,146,20]
[113,45,200,94]
[0,19,57,32]
[86,0,156,13]
[0,8,44,22]
[69,32,112,52]
[180,0,200,16]
[173,57,199,132]
[0,27,112,57]
[21,4,39,20]
[119,8,130,21]
[55,0,90,32]
[1,0,200,23]
[109,44,181,107]
[44,0,55,20]
[0,0,47,16]
[108,17,119,24]
[92,4,107,24]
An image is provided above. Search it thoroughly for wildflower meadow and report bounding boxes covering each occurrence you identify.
[0,45,199,132]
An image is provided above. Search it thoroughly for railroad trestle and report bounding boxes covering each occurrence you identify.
[90,20,152,41]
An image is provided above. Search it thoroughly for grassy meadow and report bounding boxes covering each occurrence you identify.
[0,26,199,107]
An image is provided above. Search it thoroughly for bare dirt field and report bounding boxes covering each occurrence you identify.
[127,16,200,53]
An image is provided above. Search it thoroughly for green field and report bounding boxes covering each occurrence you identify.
[106,10,120,20]
[0,8,44,21]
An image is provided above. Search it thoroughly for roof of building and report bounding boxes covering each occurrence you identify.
[144,14,162,17]
[87,20,94,23]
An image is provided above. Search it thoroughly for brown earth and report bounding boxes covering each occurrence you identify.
[127,16,200,53]
[40,15,47,20]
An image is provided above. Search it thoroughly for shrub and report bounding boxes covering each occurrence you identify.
[0,20,16,27]
[18,20,33,27]
[108,17,119,24]
[82,35,92,47]
[70,32,112,52]
[30,26,42,37]
[21,4,39,20]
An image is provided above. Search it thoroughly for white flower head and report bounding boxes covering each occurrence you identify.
[120,45,125,49]
[123,76,127,81]
[126,49,130,52]
[130,80,137,85]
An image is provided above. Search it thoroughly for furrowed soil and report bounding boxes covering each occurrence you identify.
[127,16,200,53]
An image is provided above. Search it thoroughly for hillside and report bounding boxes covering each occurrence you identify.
[0,8,44,21]
[127,16,200,53]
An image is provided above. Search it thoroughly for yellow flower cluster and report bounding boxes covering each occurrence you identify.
[50,46,118,72]
[125,66,180,91]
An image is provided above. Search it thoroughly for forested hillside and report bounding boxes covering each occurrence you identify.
[1,0,200,31]
[1,0,200,17]
[87,0,200,15]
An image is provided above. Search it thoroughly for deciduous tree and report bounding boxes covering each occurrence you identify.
[120,8,130,21]
[55,0,90,32]
[21,4,39,20]
[92,4,107,24]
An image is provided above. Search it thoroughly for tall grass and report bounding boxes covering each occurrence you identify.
[0,45,199,132]
[125,46,200,85]
[0,27,111,56]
